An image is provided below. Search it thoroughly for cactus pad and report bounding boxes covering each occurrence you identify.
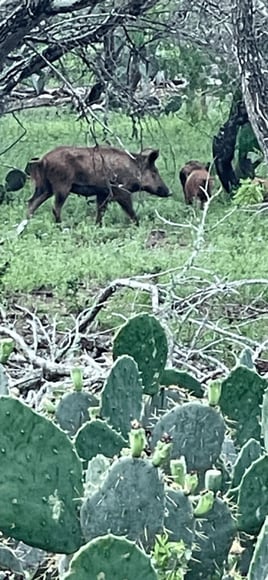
[80,456,165,550]
[113,313,168,395]
[186,498,236,579]
[219,366,268,446]
[55,391,98,437]
[231,438,262,489]
[238,455,268,535]
[101,355,143,439]
[165,489,195,548]
[62,534,157,580]
[75,419,125,462]
[151,402,225,471]
[248,516,268,580]
[0,396,83,553]
[160,368,203,397]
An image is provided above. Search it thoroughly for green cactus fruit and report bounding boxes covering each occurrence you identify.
[207,380,222,406]
[113,313,168,396]
[231,438,262,490]
[75,419,126,462]
[151,435,173,467]
[151,402,225,471]
[219,365,268,446]
[62,534,158,580]
[0,544,24,575]
[0,364,9,395]
[129,421,147,457]
[204,469,222,492]
[85,454,110,497]
[186,498,236,579]
[0,338,14,364]
[261,388,268,453]
[185,472,199,495]
[100,355,143,439]
[194,491,215,516]
[80,456,165,550]
[248,515,268,580]
[0,396,83,553]
[5,169,27,192]
[159,368,203,397]
[165,489,195,548]
[170,457,187,487]
[238,455,268,535]
[70,367,83,391]
[55,391,98,437]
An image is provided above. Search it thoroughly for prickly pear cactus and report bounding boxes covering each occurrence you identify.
[62,534,158,580]
[231,438,262,490]
[80,456,165,550]
[219,365,268,446]
[160,368,203,398]
[165,489,195,548]
[238,455,268,535]
[185,498,236,579]
[55,391,98,437]
[151,402,225,471]
[75,419,126,462]
[0,396,83,553]
[248,516,268,580]
[101,355,143,439]
[113,313,168,395]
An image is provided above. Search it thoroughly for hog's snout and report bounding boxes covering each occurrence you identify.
[157,186,171,197]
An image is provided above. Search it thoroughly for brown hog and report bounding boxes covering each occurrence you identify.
[184,168,213,209]
[26,145,170,226]
[179,160,209,194]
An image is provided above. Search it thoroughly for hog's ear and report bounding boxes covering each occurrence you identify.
[141,149,160,165]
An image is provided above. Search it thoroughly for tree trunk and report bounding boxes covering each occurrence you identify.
[234,0,268,163]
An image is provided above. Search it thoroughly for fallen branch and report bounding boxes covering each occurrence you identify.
[55,277,163,361]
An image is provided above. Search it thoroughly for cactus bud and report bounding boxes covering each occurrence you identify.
[185,471,199,495]
[0,339,14,364]
[208,380,222,406]
[170,457,186,487]
[194,490,214,516]
[205,468,222,492]
[70,367,83,391]
[129,420,147,458]
[151,433,172,467]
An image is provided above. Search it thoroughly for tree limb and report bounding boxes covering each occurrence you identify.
[234,0,268,162]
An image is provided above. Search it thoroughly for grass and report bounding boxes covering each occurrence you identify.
[0,104,268,351]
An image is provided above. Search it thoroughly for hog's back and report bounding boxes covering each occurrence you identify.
[44,146,138,189]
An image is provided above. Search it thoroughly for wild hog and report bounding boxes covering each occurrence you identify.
[184,168,213,209]
[26,145,170,226]
[179,160,208,194]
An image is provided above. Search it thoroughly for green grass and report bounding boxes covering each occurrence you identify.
[0,105,268,348]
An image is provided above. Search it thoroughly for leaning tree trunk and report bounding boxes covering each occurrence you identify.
[233,0,268,163]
